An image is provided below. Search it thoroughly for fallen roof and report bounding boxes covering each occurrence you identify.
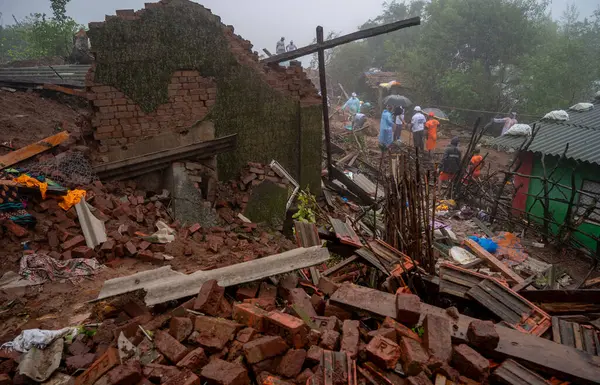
[0,65,91,88]
[490,100,600,165]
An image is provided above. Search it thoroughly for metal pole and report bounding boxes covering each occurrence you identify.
[317,26,333,180]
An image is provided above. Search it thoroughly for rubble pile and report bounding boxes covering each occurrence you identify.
[0,277,532,385]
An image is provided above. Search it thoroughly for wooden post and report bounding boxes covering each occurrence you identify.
[317,26,333,181]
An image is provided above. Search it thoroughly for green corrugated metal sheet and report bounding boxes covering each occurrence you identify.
[490,100,600,165]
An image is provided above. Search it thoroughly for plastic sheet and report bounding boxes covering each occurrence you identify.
[1,327,76,353]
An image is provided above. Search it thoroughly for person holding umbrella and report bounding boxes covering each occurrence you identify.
[379,104,394,149]
[425,112,440,154]
[411,106,426,151]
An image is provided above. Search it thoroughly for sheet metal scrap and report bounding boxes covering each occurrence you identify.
[329,216,362,248]
[466,278,551,336]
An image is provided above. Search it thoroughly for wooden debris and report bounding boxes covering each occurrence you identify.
[0,131,69,169]
[463,238,524,285]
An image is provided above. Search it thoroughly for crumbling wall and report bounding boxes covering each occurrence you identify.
[86,0,322,191]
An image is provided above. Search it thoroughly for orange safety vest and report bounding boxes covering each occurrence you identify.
[470,155,483,177]
[425,119,439,151]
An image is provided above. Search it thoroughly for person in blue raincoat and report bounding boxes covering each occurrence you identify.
[379,104,394,149]
[341,93,360,116]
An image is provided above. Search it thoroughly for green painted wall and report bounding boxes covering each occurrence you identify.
[88,0,322,192]
[525,153,600,252]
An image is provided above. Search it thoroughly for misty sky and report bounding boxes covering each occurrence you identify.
[1,0,599,62]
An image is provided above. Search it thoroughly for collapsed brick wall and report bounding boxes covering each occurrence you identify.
[87,0,323,192]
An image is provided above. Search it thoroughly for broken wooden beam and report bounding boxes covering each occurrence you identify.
[321,255,359,277]
[492,359,548,385]
[96,246,330,306]
[0,131,69,169]
[520,289,600,314]
[329,284,600,384]
[463,238,524,285]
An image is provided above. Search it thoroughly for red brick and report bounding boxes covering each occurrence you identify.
[233,303,269,332]
[324,300,352,320]
[368,327,397,343]
[66,353,96,371]
[276,349,306,378]
[112,317,142,340]
[170,317,193,342]
[72,246,95,259]
[287,288,317,318]
[143,364,181,383]
[0,374,10,385]
[382,317,422,343]
[236,283,259,301]
[61,235,86,250]
[423,314,452,362]
[467,320,499,350]
[258,282,277,302]
[0,359,15,375]
[47,231,59,248]
[340,320,360,359]
[407,372,434,385]
[396,294,421,325]
[201,359,250,385]
[164,369,201,385]
[317,276,340,296]
[191,316,242,351]
[243,335,288,364]
[310,294,326,315]
[138,250,163,264]
[194,279,225,316]
[154,330,189,363]
[311,316,339,332]
[367,335,402,370]
[124,241,137,256]
[398,337,429,376]
[264,311,309,349]
[256,372,294,385]
[74,347,119,385]
[138,240,151,251]
[305,345,323,365]
[319,330,340,351]
[451,344,490,382]
[101,238,116,252]
[176,347,208,372]
[236,327,257,343]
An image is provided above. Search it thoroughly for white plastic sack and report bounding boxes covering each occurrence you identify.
[505,123,532,136]
[569,102,594,112]
[1,327,77,353]
[543,110,569,121]
[449,247,478,265]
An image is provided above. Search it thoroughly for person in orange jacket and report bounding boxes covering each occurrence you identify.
[468,148,484,179]
[425,112,439,154]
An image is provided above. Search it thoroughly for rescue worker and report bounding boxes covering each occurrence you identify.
[440,137,462,182]
[425,112,439,154]
[393,106,405,142]
[286,40,297,52]
[494,112,517,136]
[341,93,361,123]
[411,106,426,151]
[379,104,394,149]
[276,37,286,55]
[468,147,484,179]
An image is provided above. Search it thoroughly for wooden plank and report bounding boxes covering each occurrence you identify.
[471,217,494,237]
[582,276,600,288]
[330,284,600,385]
[582,327,596,355]
[321,255,359,277]
[573,322,584,350]
[511,273,538,292]
[552,317,562,344]
[463,239,524,284]
[42,83,86,95]
[0,131,69,169]
[593,331,600,356]
[467,286,522,325]
[480,279,531,316]
[559,320,575,348]
[263,17,420,64]
[492,359,549,385]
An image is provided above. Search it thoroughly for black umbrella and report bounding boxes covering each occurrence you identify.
[383,95,412,107]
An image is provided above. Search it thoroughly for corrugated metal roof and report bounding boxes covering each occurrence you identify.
[489,101,600,165]
[0,65,90,88]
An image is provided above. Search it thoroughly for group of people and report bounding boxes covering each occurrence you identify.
[276,37,297,55]
[379,104,439,153]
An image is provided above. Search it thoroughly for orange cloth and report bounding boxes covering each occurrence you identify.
[470,155,484,177]
[14,175,48,199]
[425,119,439,151]
[439,172,454,181]
[59,189,86,210]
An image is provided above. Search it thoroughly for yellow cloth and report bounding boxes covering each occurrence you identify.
[14,175,48,199]
[59,189,86,210]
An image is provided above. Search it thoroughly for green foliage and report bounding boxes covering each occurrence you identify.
[292,189,319,223]
[411,325,424,337]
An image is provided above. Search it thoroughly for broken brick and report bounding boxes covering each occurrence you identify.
[423,314,452,362]
[101,238,116,252]
[307,329,321,347]
[296,369,313,384]
[305,345,323,365]
[287,288,317,318]
[189,223,201,234]
[276,349,306,378]
[256,372,294,385]
[191,316,242,351]
[319,330,340,351]
[252,356,283,377]
[407,372,434,385]
[311,316,339,332]
[3,221,28,238]
[194,279,225,316]
[382,317,422,343]
[236,327,257,343]
[105,360,142,385]
[138,240,151,250]
[467,320,499,350]
[368,327,397,343]
[366,335,402,370]
[324,300,352,320]
[138,250,163,264]
[164,369,201,385]
[318,276,340,296]
[47,231,59,248]
[396,293,421,325]
[66,353,96,371]
[451,344,490,382]
[170,317,193,342]
[124,241,137,256]
[69,340,91,356]
[310,294,326,315]
[257,282,277,307]
[143,363,181,383]
[155,330,190,363]
[72,246,95,259]
[243,335,288,364]
[341,320,360,359]
[236,283,259,301]
[176,347,209,373]
[264,311,309,349]
[399,336,429,376]
[201,358,250,385]
[233,303,269,332]
[61,235,86,250]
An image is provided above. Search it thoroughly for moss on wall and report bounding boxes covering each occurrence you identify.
[88,0,322,187]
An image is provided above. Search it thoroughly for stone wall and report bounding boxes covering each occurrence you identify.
[86,0,323,191]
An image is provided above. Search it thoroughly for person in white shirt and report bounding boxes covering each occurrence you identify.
[286,41,297,52]
[276,37,286,55]
[411,106,426,151]
[494,112,517,136]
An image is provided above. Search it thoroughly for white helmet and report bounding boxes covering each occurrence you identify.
[414,106,422,112]
[351,92,357,97]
